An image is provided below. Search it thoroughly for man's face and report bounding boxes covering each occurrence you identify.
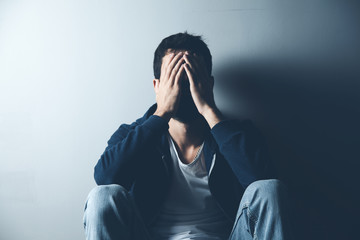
[162,49,203,124]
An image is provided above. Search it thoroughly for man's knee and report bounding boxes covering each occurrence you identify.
[247,179,287,192]
[84,184,130,214]
[243,179,288,205]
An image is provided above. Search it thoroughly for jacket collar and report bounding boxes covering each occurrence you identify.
[140,103,218,174]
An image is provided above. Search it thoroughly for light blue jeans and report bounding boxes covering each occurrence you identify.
[83,179,294,239]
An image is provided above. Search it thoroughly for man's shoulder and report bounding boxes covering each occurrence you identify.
[104,106,155,149]
[115,114,148,135]
[212,114,257,132]
[114,102,163,134]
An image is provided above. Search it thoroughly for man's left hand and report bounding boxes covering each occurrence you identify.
[183,51,216,115]
[183,51,225,128]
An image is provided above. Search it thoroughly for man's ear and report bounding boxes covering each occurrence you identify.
[153,79,159,93]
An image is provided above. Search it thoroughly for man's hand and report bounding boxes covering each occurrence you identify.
[183,52,216,115]
[183,51,225,128]
[153,51,186,122]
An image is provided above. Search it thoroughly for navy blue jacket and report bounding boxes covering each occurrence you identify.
[94,103,276,226]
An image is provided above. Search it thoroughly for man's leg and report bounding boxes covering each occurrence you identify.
[228,179,294,240]
[83,184,153,240]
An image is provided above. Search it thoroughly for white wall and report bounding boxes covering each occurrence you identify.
[1,0,359,239]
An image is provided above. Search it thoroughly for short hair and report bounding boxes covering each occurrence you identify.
[153,31,212,80]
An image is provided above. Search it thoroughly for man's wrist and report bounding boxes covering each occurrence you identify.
[153,109,172,122]
[202,106,226,129]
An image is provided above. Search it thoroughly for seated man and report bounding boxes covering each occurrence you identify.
[83,31,293,240]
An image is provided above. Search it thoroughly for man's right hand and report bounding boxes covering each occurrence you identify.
[153,51,186,122]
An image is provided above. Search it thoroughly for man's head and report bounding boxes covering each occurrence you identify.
[153,31,213,124]
[153,31,212,80]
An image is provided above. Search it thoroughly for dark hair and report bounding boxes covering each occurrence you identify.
[153,31,212,79]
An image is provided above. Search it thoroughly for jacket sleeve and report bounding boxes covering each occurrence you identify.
[210,118,277,189]
[94,115,169,189]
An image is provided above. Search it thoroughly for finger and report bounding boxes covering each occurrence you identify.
[166,51,184,80]
[174,63,186,86]
[170,55,186,85]
[185,54,204,82]
[191,54,207,80]
[183,54,195,71]
[184,63,195,87]
[161,52,175,79]
[184,55,202,84]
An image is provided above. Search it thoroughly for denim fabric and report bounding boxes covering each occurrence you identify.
[227,179,294,240]
[83,179,293,240]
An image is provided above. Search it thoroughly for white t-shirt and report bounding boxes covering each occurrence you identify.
[148,132,232,240]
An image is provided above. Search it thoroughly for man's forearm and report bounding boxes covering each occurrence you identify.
[202,106,226,129]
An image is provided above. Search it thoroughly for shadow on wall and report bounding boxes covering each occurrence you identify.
[214,57,360,240]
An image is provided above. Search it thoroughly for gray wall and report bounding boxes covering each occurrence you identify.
[0,0,359,239]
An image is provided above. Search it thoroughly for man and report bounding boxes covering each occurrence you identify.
[83,32,293,239]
